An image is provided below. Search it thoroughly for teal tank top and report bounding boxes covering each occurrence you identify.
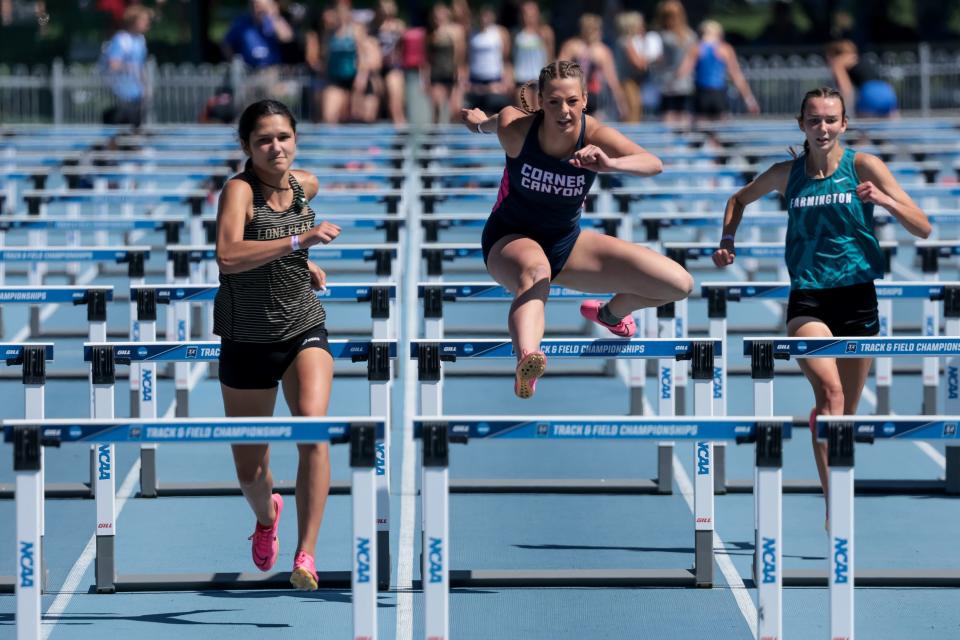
[784,147,884,290]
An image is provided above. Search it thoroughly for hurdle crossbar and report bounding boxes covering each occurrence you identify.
[415,416,791,640]
[4,417,382,640]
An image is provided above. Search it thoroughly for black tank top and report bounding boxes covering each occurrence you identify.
[213,171,326,342]
[491,111,595,233]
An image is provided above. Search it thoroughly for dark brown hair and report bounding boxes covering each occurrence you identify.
[797,87,846,155]
[237,99,297,173]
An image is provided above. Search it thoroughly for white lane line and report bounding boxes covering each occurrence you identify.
[674,453,758,639]
[395,360,417,640]
[396,148,419,640]
[913,442,946,469]
[42,457,141,639]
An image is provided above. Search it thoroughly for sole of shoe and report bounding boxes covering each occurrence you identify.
[514,352,547,399]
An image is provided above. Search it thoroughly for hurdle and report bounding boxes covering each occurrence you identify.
[0,248,150,319]
[814,416,960,640]
[127,282,396,477]
[167,243,400,282]
[660,241,897,410]
[0,343,53,595]
[747,336,960,586]
[4,416,382,640]
[418,213,621,243]
[83,338,395,590]
[414,416,792,640]
[412,338,725,577]
[419,188,597,214]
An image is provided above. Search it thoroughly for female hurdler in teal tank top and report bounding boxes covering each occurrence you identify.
[783,147,885,290]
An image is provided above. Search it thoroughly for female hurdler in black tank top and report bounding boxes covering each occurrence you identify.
[214,170,326,342]
[482,110,596,279]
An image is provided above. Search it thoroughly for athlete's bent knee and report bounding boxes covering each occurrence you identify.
[818,382,844,412]
[516,263,551,292]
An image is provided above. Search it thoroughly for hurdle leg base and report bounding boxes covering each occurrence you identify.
[175,389,189,418]
[95,536,116,594]
[140,447,158,498]
[876,386,890,415]
[923,385,936,415]
[29,305,40,338]
[714,443,726,495]
[629,388,645,415]
[694,529,713,588]
[129,389,139,418]
[946,446,960,495]
[377,530,390,591]
[656,443,673,494]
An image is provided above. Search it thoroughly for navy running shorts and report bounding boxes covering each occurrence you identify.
[481,213,581,280]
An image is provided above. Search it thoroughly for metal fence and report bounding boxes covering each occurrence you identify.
[0,44,957,124]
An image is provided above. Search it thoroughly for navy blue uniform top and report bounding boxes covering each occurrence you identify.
[491,111,596,234]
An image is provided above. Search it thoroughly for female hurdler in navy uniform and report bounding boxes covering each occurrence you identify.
[462,60,693,398]
[214,99,342,589]
[713,87,931,516]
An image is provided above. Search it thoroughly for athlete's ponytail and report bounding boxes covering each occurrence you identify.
[518,81,538,114]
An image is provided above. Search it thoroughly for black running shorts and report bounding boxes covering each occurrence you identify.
[786,281,880,337]
[219,323,331,390]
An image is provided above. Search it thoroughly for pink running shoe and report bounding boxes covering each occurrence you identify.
[249,493,283,572]
[514,350,547,399]
[290,551,319,591]
[580,300,636,338]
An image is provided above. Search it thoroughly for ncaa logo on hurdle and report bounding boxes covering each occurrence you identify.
[761,537,777,584]
[428,537,444,583]
[355,536,372,583]
[185,346,198,359]
[696,442,710,475]
[137,346,149,358]
[845,342,857,353]
[97,444,111,480]
[18,541,34,588]
[833,537,850,584]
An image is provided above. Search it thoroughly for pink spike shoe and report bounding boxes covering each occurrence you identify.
[249,493,283,571]
[580,300,636,337]
[514,350,547,399]
[290,550,319,591]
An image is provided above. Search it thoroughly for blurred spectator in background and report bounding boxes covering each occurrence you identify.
[677,19,759,120]
[305,1,370,123]
[426,3,466,123]
[654,0,696,125]
[614,11,662,122]
[826,39,898,118]
[559,13,626,121]
[451,0,473,37]
[465,5,513,115]
[352,21,382,122]
[372,0,407,124]
[101,5,153,127]
[512,1,554,101]
[223,0,294,69]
